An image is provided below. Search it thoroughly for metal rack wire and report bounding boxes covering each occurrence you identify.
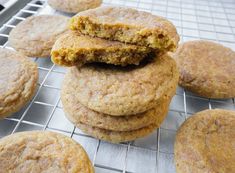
[0,0,235,172]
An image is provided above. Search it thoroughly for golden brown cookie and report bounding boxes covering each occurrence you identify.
[175,109,235,173]
[173,40,235,98]
[61,77,172,131]
[70,6,179,51]
[51,31,153,66]
[0,48,38,119]
[9,15,69,57]
[48,0,102,13]
[64,53,178,116]
[0,131,94,173]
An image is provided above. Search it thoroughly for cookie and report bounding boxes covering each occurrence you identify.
[9,15,69,57]
[61,76,172,131]
[0,48,38,119]
[174,109,235,173]
[65,53,178,116]
[51,31,153,66]
[48,0,102,13]
[173,40,235,98]
[0,131,94,173]
[70,6,179,51]
[78,122,163,143]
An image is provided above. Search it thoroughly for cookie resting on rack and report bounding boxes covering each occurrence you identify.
[0,48,38,119]
[175,109,235,173]
[9,15,69,57]
[0,131,94,173]
[173,40,235,99]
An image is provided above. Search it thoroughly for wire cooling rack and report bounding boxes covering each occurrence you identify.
[0,0,235,172]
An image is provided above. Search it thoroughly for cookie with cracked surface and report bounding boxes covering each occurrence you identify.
[65,53,178,116]
[0,48,38,119]
[9,15,69,57]
[51,31,153,66]
[0,131,94,173]
[173,40,235,99]
[174,109,235,173]
[61,74,172,131]
[70,6,179,51]
[48,0,102,13]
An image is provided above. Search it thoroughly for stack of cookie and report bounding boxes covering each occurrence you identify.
[51,6,180,143]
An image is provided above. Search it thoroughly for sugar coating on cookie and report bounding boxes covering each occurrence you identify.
[0,131,94,173]
[70,6,179,51]
[48,0,102,13]
[51,31,153,66]
[0,48,38,119]
[174,109,235,173]
[64,53,178,116]
[9,15,69,57]
[173,40,235,99]
[61,78,172,131]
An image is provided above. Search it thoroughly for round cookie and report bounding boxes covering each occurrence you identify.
[0,48,38,119]
[66,53,179,116]
[173,40,235,98]
[174,109,235,173]
[61,73,173,131]
[0,131,94,173]
[9,15,69,57]
[48,0,102,13]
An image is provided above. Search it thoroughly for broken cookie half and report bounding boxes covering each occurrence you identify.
[51,31,154,66]
[70,6,179,51]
